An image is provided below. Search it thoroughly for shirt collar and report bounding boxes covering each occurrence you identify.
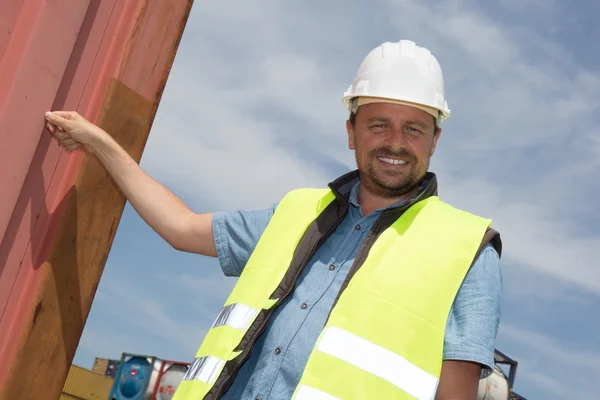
[327,169,439,212]
[348,178,431,214]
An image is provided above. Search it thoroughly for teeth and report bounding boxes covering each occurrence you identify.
[378,157,407,165]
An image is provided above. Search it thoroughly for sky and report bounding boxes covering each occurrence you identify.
[72,1,600,399]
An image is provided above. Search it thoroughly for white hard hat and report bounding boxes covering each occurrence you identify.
[342,40,451,122]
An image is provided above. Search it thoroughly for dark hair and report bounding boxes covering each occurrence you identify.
[348,109,439,133]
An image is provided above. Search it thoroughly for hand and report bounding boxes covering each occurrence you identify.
[45,111,109,154]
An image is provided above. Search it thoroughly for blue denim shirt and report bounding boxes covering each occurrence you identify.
[212,181,502,400]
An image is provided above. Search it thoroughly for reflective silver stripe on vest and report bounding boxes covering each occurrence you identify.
[317,327,439,400]
[294,385,341,400]
[211,303,258,331]
[182,356,224,384]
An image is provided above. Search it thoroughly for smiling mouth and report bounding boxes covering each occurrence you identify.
[377,157,408,165]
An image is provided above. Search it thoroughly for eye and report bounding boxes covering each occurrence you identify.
[405,126,424,135]
[370,124,388,131]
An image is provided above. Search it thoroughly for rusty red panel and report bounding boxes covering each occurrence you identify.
[0,0,193,394]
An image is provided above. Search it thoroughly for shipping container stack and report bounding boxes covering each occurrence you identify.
[92,357,121,379]
[58,353,189,400]
[60,364,114,400]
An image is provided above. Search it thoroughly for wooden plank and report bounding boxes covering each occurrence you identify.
[0,79,152,400]
[0,0,128,381]
[0,0,193,397]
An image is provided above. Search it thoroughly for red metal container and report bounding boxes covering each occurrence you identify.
[152,359,191,400]
[0,1,193,398]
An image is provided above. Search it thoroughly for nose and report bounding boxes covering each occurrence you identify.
[384,126,409,149]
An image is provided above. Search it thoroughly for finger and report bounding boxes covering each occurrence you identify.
[47,111,80,121]
[46,122,55,134]
[64,143,82,152]
[45,111,73,130]
[52,129,70,141]
[59,138,78,147]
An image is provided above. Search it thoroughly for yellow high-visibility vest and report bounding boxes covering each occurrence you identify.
[173,186,494,400]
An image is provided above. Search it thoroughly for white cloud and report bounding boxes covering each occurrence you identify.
[434,172,600,292]
[500,324,600,399]
[140,3,354,210]
[77,330,143,364]
[82,273,213,361]
[385,0,600,154]
[144,94,336,210]
[155,269,236,318]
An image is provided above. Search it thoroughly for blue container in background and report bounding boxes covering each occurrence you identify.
[108,354,157,400]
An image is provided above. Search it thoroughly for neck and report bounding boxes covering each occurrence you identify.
[357,184,420,216]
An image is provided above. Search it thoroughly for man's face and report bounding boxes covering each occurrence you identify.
[346,101,440,198]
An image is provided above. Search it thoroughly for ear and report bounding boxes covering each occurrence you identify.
[346,120,355,150]
[430,127,442,156]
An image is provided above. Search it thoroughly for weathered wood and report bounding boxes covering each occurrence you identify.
[0,0,193,397]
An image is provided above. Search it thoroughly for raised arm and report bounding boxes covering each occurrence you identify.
[45,111,216,256]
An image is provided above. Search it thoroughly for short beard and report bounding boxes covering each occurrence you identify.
[357,147,425,199]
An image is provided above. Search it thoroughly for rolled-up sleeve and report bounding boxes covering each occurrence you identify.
[211,204,278,277]
[443,243,503,370]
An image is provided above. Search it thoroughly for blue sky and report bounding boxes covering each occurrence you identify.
[73,1,600,399]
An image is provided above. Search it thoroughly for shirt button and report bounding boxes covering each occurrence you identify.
[301,303,308,309]
[274,347,281,355]
[329,264,336,271]
[355,224,361,230]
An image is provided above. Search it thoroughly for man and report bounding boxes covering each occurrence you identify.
[45,40,502,400]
